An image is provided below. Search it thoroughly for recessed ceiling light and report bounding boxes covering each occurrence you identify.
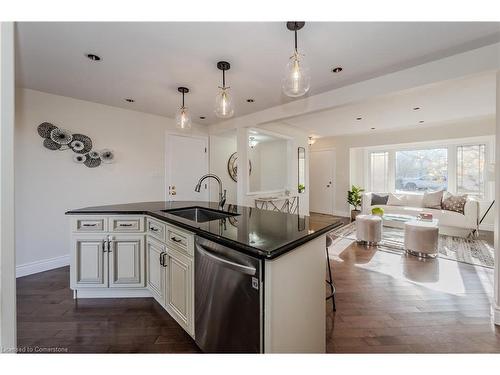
[419,120,425,123]
[86,53,101,61]
[413,107,421,110]
[246,99,255,103]
[356,117,362,120]
[331,66,343,73]
[199,116,206,120]
[124,98,135,103]
[371,127,376,130]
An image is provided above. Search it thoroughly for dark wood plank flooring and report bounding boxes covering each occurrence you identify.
[16,214,500,353]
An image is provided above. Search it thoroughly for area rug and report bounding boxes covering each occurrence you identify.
[331,222,494,268]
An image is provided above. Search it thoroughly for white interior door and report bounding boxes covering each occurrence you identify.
[310,150,335,215]
[166,134,209,201]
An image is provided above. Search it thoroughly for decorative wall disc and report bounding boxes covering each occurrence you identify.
[73,154,86,164]
[37,122,57,138]
[84,156,101,168]
[50,128,73,145]
[37,121,111,168]
[100,149,114,163]
[71,134,92,154]
[227,152,252,182]
[43,138,62,150]
[88,150,101,159]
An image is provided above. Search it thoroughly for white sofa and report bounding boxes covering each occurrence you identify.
[362,192,479,237]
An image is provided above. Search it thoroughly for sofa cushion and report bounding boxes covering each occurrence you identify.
[371,193,389,205]
[422,190,444,209]
[387,193,407,206]
[442,193,468,214]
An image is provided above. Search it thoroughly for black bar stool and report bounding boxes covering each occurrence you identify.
[326,235,336,311]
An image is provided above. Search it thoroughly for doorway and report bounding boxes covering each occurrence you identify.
[166,134,209,201]
[310,149,335,214]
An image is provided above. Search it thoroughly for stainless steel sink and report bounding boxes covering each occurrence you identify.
[162,207,239,223]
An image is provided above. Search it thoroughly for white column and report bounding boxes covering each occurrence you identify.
[0,21,17,351]
[236,127,249,206]
[494,70,500,325]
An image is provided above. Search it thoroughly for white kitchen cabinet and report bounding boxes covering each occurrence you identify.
[108,235,145,288]
[166,246,194,336]
[71,235,108,289]
[146,236,166,305]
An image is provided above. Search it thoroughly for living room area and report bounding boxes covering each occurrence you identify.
[300,58,500,351]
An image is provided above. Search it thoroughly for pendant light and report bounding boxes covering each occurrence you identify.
[282,21,310,98]
[176,87,192,130]
[215,61,234,118]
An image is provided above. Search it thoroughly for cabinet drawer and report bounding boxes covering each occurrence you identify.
[166,225,194,256]
[147,218,166,242]
[109,216,144,232]
[72,217,107,232]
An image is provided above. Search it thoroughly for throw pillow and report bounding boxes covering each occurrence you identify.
[441,193,468,214]
[371,193,389,205]
[386,193,407,206]
[422,190,444,209]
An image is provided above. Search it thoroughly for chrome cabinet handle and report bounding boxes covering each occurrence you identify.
[149,226,159,232]
[171,236,182,243]
[162,253,168,267]
[119,223,133,227]
[83,223,97,227]
[102,240,107,252]
[159,252,164,266]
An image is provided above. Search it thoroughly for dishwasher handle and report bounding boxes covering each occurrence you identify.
[196,243,256,276]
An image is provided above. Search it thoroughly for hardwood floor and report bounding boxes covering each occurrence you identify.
[17,215,500,353]
[16,267,200,353]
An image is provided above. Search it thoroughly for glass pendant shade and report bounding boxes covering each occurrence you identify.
[215,88,234,118]
[176,106,192,130]
[282,51,310,97]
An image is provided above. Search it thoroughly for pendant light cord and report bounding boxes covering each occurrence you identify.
[182,92,185,108]
[294,28,298,52]
[222,69,226,88]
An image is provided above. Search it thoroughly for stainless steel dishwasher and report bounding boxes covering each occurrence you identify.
[195,236,263,353]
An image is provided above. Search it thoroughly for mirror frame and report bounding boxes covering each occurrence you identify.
[298,147,306,194]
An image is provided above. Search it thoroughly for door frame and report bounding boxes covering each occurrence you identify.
[164,132,209,202]
[309,147,336,215]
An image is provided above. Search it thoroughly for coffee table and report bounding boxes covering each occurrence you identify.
[382,214,439,229]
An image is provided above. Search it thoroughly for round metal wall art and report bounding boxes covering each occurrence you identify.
[227,152,252,182]
[37,122,113,168]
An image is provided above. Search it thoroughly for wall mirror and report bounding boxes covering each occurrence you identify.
[247,129,291,194]
[298,147,306,193]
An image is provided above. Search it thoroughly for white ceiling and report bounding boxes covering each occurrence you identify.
[15,22,500,125]
[283,72,496,137]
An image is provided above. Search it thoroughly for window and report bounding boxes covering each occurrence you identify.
[395,148,448,192]
[457,144,485,198]
[370,152,388,192]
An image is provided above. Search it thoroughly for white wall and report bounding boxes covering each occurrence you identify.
[0,21,16,351]
[15,88,207,276]
[208,133,237,205]
[312,116,496,222]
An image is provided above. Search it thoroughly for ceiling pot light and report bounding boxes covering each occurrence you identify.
[176,87,192,130]
[215,61,234,119]
[331,67,343,73]
[125,98,135,103]
[419,120,425,123]
[249,136,258,148]
[246,99,255,103]
[199,116,206,120]
[308,137,316,146]
[282,22,310,98]
[371,127,376,130]
[86,53,101,61]
[356,117,362,120]
[413,107,421,110]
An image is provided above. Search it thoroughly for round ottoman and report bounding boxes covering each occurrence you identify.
[404,221,439,258]
[356,215,382,245]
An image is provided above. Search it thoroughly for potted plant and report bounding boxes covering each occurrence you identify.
[347,185,364,221]
[298,184,305,193]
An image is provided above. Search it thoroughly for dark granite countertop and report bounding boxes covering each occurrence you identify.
[66,201,343,260]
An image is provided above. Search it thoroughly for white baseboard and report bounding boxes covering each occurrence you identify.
[16,254,70,278]
[332,210,350,218]
[74,288,152,298]
[479,223,494,232]
[493,304,500,326]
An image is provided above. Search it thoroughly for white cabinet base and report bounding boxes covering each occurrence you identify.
[73,288,153,299]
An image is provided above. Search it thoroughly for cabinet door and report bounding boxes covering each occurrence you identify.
[109,235,145,288]
[71,235,108,288]
[166,247,194,335]
[146,237,166,305]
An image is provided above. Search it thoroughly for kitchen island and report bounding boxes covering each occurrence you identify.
[66,201,343,353]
